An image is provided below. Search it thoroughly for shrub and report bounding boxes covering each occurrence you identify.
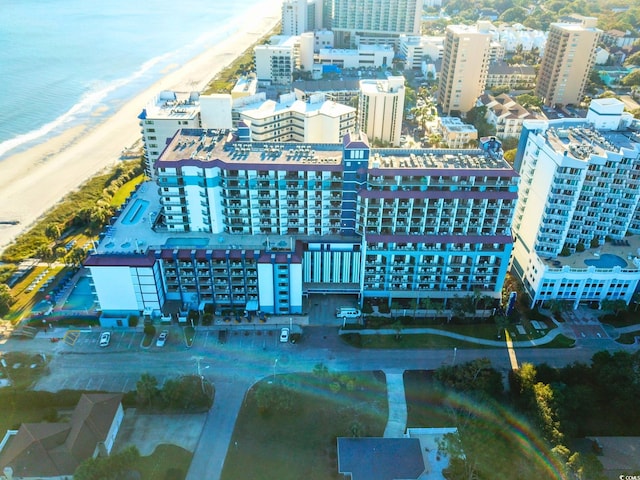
[144,324,156,336]
[128,315,139,328]
[576,243,585,252]
[361,302,373,314]
[378,303,390,314]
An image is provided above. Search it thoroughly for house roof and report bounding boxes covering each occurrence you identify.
[337,437,425,480]
[65,393,123,460]
[0,393,122,478]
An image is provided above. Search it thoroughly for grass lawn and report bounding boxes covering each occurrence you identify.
[404,370,456,428]
[0,399,52,434]
[536,334,575,348]
[616,332,640,345]
[221,371,387,480]
[132,444,192,480]
[8,265,65,322]
[110,174,145,206]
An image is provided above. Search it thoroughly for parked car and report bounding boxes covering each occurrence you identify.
[280,327,289,343]
[156,330,168,347]
[99,332,111,347]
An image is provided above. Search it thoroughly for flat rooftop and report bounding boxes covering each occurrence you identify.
[94,182,307,256]
[545,125,640,160]
[142,91,200,120]
[370,149,514,172]
[156,129,343,167]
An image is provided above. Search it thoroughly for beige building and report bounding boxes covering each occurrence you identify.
[535,17,601,107]
[358,76,405,146]
[437,117,478,148]
[438,22,492,115]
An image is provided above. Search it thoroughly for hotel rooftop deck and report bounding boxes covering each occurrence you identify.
[540,235,640,271]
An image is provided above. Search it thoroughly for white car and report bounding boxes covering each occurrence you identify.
[99,331,111,347]
[280,327,289,343]
[156,330,168,347]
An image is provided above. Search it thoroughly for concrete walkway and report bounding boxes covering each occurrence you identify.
[383,371,407,438]
[185,376,255,480]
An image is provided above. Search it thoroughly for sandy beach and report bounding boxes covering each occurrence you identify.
[0,0,281,253]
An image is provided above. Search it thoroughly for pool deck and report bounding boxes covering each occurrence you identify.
[541,236,640,270]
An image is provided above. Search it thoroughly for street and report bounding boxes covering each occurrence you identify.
[1,324,634,480]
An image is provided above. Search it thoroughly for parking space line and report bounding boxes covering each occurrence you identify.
[122,378,130,393]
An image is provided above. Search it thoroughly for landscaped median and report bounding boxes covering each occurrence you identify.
[339,322,575,349]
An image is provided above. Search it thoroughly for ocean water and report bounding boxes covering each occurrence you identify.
[0,0,267,159]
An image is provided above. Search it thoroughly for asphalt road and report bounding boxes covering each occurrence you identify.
[1,325,634,480]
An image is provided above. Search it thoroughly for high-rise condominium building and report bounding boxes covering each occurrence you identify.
[281,0,329,35]
[358,76,405,146]
[85,131,516,317]
[331,0,423,48]
[535,17,601,107]
[511,98,640,308]
[438,22,492,116]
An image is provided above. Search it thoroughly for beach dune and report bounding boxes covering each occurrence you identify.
[0,0,281,253]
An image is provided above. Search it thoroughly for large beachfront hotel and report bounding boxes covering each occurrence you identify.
[85,130,517,317]
[511,99,640,308]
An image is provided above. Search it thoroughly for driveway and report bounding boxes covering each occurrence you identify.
[113,408,206,456]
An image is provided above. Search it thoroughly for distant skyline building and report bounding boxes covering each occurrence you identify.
[281,0,308,36]
[331,0,423,48]
[358,76,405,146]
[535,17,601,107]
[438,22,492,115]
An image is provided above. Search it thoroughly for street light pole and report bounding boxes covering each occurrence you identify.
[272,358,278,383]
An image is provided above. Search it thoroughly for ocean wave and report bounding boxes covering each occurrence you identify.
[0,49,178,160]
[0,3,258,160]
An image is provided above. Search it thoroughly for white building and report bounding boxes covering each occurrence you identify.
[399,35,445,69]
[238,92,356,143]
[255,35,314,85]
[331,0,423,48]
[139,91,202,178]
[512,98,640,308]
[358,76,405,146]
[314,29,335,52]
[495,23,547,53]
[477,93,538,139]
[437,117,478,148]
[317,44,394,69]
[282,0,308,35]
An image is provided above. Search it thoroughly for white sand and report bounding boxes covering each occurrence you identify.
[0,0,281,253]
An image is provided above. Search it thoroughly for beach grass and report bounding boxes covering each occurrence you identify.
[202,21,281,95]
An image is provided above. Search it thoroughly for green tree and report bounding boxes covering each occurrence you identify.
[516,93,543,109]
[136,373,158,407]
[44,223,61,241]
[434,358,503,398]
[74,445,140,480]
[625,51,640,67]
[0,284,15,317]
[622,70,640,87]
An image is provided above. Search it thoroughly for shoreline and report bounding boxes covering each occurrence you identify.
[0,0,281,254]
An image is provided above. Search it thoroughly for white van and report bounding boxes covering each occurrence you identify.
[336,307,362,319]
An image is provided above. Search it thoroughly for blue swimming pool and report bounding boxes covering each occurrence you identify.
[122,199,149,225]
[165,237,210,247]
[584,254,627,268]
